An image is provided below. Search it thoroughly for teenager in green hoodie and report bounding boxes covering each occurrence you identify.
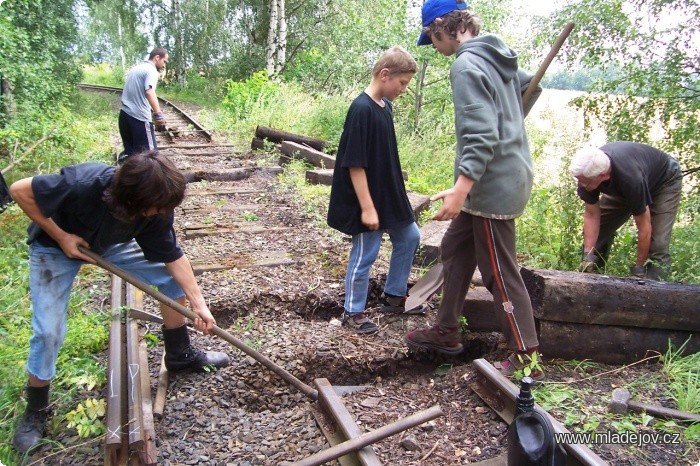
[405,0,543,380]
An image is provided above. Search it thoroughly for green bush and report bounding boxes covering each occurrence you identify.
[223,70,279,121]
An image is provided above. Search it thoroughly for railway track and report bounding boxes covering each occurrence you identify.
[73,83,628,466]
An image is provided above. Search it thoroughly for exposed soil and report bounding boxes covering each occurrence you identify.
[21,98,700,466]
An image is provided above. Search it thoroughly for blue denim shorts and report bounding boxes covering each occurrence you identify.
[26,240,183,381]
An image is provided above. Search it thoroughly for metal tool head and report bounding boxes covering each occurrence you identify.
[127,308,163,324]
[405,263,444,311]
[609,388,631,414]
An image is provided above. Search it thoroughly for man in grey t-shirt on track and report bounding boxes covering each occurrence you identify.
[118,47,168,164]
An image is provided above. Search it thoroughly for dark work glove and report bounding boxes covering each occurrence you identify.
[629,264,647,278]
[153,111,166,131]
[578,251,599,273]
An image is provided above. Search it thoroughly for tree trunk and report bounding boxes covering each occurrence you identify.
[0,77,16,122]
[266,0,287,77]
[275,0,286,75]
[266,0,279,77]
[171,0,186,86]
[255,125,326,151]
[413,61,428,130]
[117,14,126,76]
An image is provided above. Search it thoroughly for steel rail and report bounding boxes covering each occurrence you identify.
[76,83,212,142]
[127,286,158,465]
[105,276,128,465]
[125,307,146,451]
[315,378,382,466]
[287,405,443,466]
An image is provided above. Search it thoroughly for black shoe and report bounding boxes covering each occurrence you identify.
[379,293,426,315]
[13,408,49,453]
[165,347,230,372]
[162,324,230,372]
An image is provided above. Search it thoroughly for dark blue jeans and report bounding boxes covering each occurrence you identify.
[118,110,157,163]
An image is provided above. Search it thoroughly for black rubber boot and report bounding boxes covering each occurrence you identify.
[13,384,50,454]
[162,324,230,372]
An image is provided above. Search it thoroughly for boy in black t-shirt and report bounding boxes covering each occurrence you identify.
[327,46,423,334]
[570,141,682,280]
[9,151,229,454]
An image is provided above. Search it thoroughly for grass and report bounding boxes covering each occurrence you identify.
[662,339,700,416]
[531,351,700,455]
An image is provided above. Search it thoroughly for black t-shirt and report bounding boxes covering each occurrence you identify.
[327,92,414,235]
[28,163,183,263]
[576,142,674,216]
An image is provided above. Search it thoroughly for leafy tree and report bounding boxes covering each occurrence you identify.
[79,0,149,74]
[541,66,624,91]
[0,0,81,128]
[536,0,700,168]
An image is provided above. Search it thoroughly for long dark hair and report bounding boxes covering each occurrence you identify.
[104,151,185,220]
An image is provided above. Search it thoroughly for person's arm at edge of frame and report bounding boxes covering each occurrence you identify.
[9,177,94,263]
[431,174,475,221]
[349,167,379,230]
[632,207,652,266]
[165,255,216,334]
[582,202,601,254]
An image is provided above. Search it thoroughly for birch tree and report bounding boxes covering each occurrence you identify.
[266,0,286,77]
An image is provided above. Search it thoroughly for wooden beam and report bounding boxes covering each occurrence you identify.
[521,268,700,332]
[255,125,326,151]
[280,141,336,169]
[538,320,699,364]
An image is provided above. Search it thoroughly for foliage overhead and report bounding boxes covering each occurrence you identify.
[537,0,700,167]
[0,0,82,128]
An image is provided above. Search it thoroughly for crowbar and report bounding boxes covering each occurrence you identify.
[78,245,320,401]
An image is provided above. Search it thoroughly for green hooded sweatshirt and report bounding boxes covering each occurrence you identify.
[450,34,536,219]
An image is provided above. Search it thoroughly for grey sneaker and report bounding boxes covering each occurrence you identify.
[342,312,379,334]
[379,293,426,315]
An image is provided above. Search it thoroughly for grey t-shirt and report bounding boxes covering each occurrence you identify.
[121,61,160,122]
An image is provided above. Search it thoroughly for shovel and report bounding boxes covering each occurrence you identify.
[405,263,444,311]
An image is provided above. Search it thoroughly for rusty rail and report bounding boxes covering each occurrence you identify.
[126,286,158,465]
[76,83,212,142]
[105,276,128,465]
[288,405,443,466]
[105,276,158,465]
[315,378,382,466]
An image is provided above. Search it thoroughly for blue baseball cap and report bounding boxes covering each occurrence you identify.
[417,0,468,46]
